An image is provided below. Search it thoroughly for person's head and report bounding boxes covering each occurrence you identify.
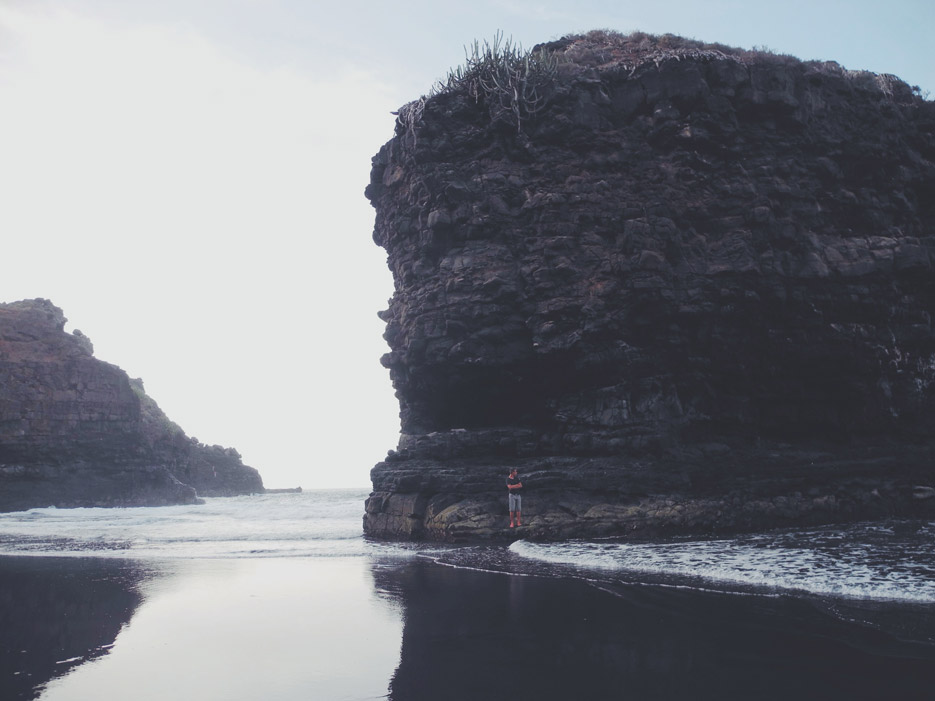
[509,469,518,477]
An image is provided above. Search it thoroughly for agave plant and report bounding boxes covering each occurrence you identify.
[431,31,561,133]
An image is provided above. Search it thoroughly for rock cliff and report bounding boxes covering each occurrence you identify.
[0,299,263,511]
[363,31,935,541]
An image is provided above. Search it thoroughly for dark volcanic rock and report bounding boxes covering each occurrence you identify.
[363,32,935,541]
[0,299,263,511]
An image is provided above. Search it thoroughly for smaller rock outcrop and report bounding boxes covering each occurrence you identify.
[0,299,263,511]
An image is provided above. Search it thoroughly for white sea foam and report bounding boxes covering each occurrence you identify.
[510,522,935,604]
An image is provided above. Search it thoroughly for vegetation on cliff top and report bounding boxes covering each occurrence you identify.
[428,30,560,132]
[397,29,927,137]
[129,377,187,442]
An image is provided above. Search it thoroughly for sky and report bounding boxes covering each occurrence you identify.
[0,0,932,489]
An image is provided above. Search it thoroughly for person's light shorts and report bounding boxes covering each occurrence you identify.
[509,493,522,511]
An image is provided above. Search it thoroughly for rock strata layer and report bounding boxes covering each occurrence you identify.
[0,299,263,511]
[363,32,935,541]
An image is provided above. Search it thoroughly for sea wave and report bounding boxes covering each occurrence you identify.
[0,489,389,560]
[510,521,935,604]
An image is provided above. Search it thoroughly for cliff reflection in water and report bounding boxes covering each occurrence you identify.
[372,558,935,701]
[0,556,147,700]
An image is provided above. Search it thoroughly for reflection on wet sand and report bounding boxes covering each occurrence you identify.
[0,557,148,701]
[372,558,935,701]
[30,557,403,701]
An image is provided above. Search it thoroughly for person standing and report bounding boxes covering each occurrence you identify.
[506,468,523,527]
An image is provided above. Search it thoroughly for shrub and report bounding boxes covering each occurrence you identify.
[430,30,561,133]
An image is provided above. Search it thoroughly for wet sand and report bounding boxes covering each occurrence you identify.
[3,554,935,700]
[2,556,403,701]
[387,558,935,700]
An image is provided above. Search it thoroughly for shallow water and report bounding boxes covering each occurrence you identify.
[511,521,935,604]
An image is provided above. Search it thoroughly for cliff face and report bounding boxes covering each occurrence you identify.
[363,32,935,541]
[0,299,263,511]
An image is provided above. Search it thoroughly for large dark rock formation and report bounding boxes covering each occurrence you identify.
[0,299,263,511]
[363,32,935,541]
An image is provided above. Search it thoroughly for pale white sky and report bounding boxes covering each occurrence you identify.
[1,0,932,488]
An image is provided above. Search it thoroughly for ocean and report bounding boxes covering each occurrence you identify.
[3,489,935,699]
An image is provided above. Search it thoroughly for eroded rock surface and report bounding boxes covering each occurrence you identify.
[0,299,263,511]
[363,32,935,541]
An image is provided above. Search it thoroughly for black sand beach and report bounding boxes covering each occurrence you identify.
[380,558,935,700]
[3,554,935,700]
